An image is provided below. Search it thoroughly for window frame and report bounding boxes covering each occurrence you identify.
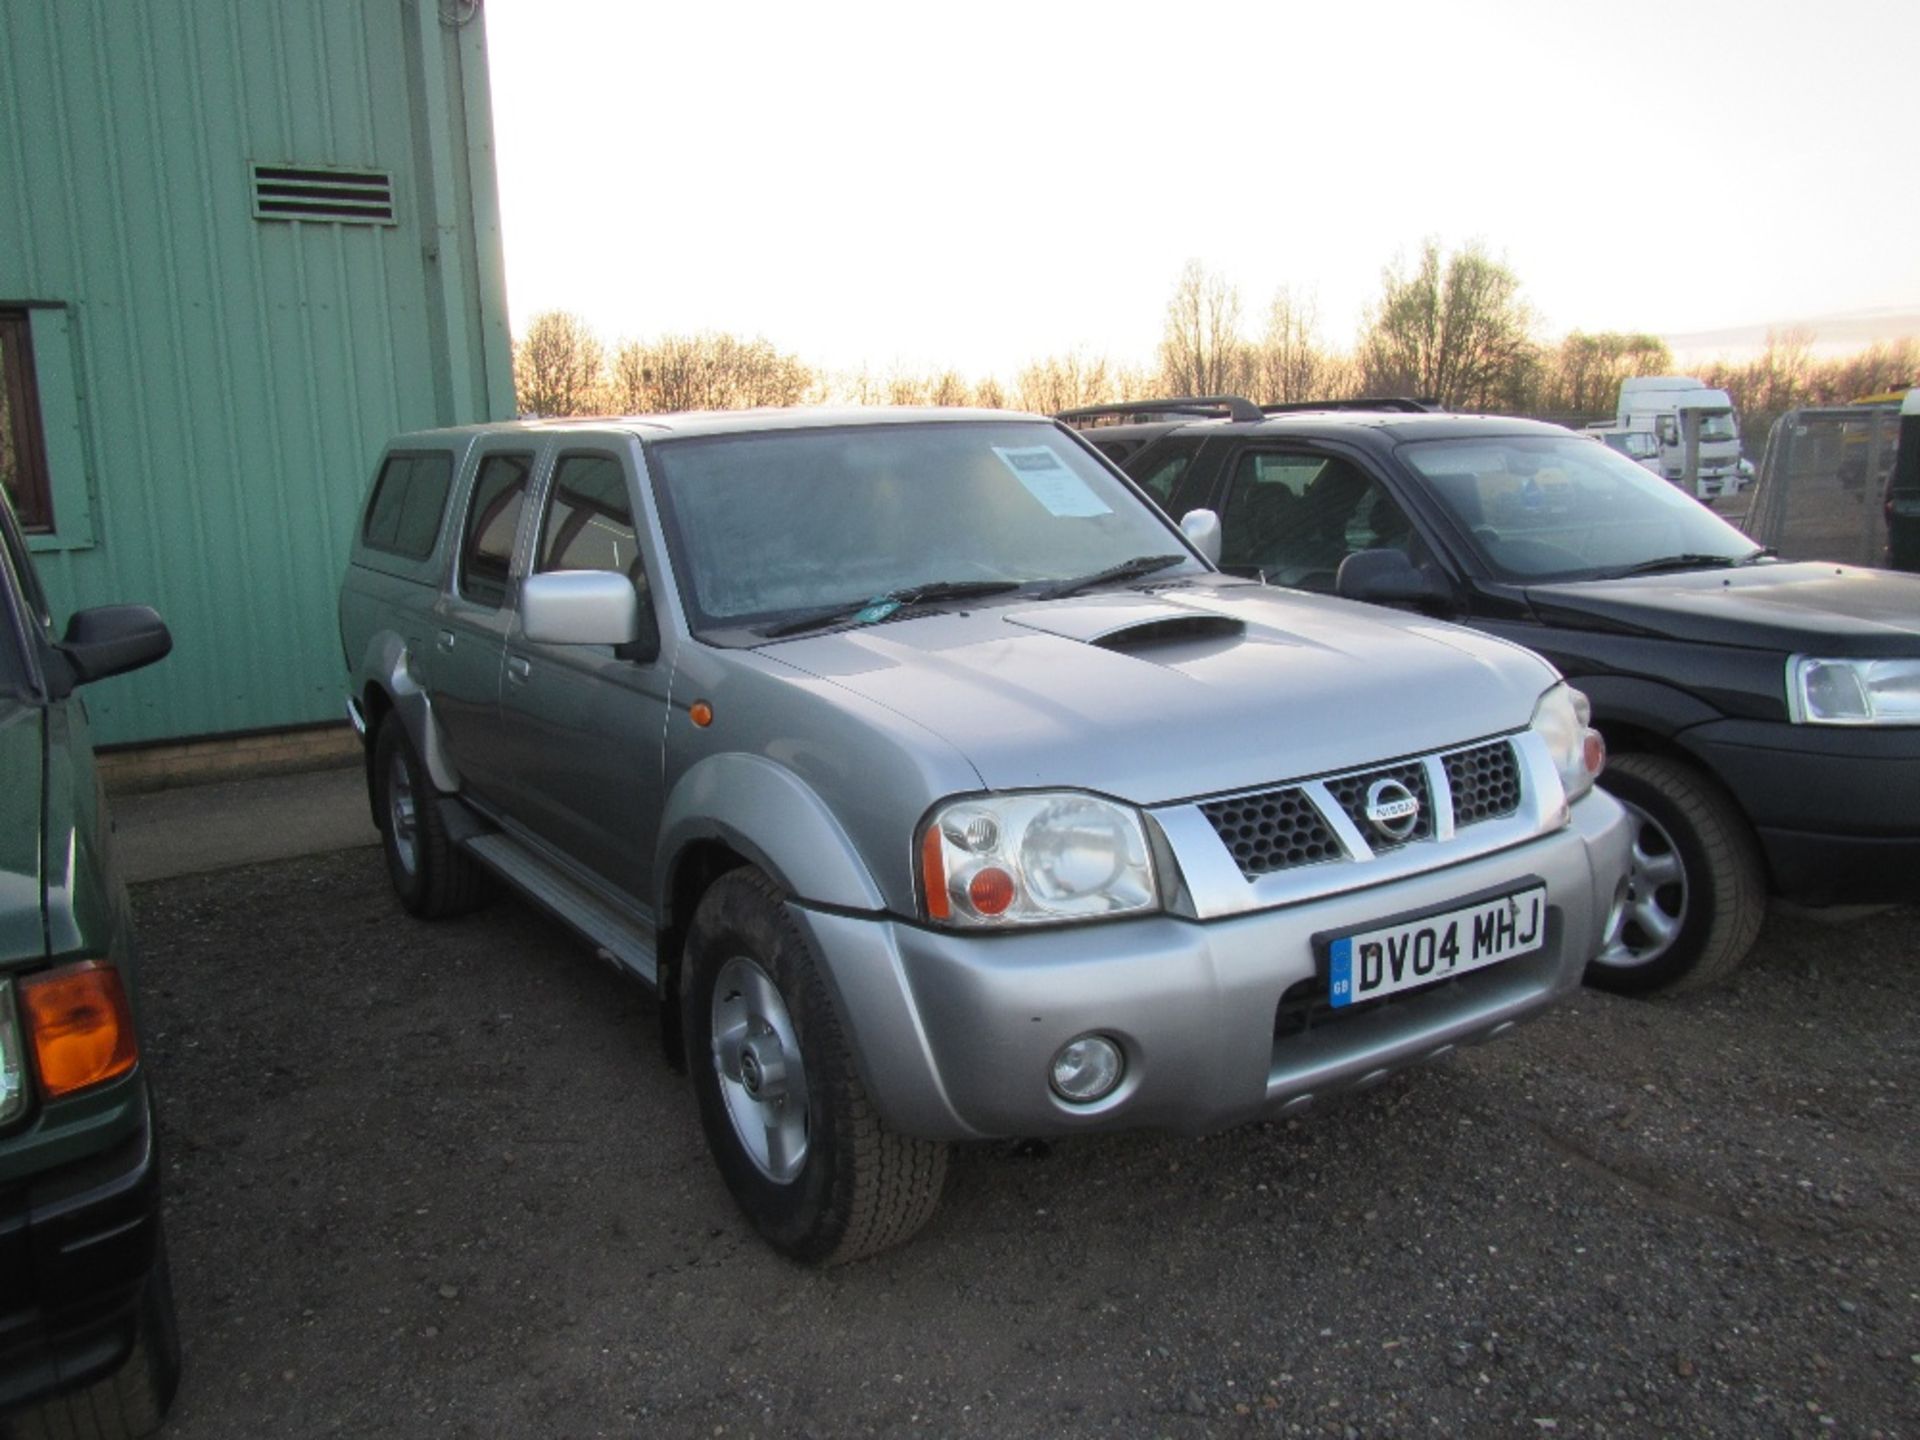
[0,309,54,533]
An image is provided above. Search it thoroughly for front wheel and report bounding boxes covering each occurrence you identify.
[1587,752,1765,995]
[683,868,947,1264]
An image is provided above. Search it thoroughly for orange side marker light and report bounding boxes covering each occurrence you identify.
[21,961,139,1099]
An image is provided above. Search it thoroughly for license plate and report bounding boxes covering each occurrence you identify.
[1327,886,1546,1007]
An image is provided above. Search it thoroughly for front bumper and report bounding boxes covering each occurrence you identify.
[1682,718,1920,904]
[798,793,1630,1141]
[0,1080,162,1416]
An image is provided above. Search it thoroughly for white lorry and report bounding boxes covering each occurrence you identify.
[1617,376,1747,499]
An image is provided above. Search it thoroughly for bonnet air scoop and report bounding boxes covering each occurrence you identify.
[1002,599,1246,649]
[1089,614,1246,651]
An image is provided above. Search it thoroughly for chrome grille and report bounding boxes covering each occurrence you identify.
[1444,740,1522,826]
[1325,761,1434,850]
[1199,788,1342,878]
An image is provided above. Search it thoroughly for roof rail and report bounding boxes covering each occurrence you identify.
[1258,396,1443,415]
[1055,395,1265,426]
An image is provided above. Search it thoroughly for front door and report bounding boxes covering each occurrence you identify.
[498,445,671,904]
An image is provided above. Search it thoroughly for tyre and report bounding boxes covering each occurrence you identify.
[14,1227,181,1440]
[373,718,485,919]
[683,868,948,1264]
[1587,751,1766,996]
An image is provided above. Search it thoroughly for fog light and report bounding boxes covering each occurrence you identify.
[1049,1034,1124,1104]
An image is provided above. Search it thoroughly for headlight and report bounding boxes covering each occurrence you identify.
[1787,656,1920,726]
[0,984,26,1126]
[1529,682,1606,804]
[919,792,1160,927]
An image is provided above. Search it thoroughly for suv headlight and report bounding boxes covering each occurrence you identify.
[0,984,26,1127]
[919,792,1160,927]
[1787,656,1920,726]
[1529,682,1606,804]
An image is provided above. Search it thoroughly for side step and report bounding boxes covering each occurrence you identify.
[464,832,658,987]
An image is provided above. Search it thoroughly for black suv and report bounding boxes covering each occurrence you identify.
[1069,398,1920,994]
[0,485,178,1437]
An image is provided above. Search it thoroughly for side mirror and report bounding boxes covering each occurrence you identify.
[56,605,172,687]
[1180,508,1222,565]
[1335,549,1450,606]
[521,571,643,647]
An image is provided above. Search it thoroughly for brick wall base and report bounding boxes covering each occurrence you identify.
[97,721,364,795]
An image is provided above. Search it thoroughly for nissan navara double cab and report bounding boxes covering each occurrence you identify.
[338,409,1631,1263]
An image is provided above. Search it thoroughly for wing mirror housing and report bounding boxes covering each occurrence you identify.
[52,605,172,693]
[1180,508,1222,565]
[1335,549,1451,606]
[521,571,644,648]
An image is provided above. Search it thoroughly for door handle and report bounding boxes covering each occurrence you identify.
[506,655,531,683]
[436,630,456,652]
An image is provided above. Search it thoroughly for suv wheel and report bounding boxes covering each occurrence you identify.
[1588,752,1765,995]
[684,868,947,1264]
[373,719,485,919]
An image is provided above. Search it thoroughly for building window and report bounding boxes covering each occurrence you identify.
[0,310,53,532]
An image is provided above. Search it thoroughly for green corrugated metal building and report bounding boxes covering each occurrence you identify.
[0,0,513,746]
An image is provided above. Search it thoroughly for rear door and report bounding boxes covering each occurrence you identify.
[429,438,541,809]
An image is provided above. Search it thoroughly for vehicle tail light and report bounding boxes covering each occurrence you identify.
[21,961,139,1100]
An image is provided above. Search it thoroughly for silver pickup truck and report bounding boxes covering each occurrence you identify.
[338,409,1632,1263]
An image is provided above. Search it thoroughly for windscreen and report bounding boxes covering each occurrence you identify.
[1696,409,1738,444]
[650,422,1201,631]
[1402,434,1758,580]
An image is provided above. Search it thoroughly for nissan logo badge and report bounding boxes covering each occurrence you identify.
[1364,779,1421,841]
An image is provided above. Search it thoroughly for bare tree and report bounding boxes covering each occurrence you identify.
[1253,289,1336,404]
[1356,240,1535,410]
[1014,352,1119,415]
[606,333,812,413]
[1157,260,1252,397]
[1544,331,1675,416]
[971,376,1008,409]
[513,310,605,416]
[928,370,972,407]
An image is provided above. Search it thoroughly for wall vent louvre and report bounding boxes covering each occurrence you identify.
[250,163,396,225]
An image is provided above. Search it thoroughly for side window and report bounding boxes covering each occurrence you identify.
[0,309,52,533]
[536,452,657,651]
[362,452,455,559]
[1222,452,1421,591]
[457,453,533,608]
[1130,438,1204,512]
[1655,415,1679,447]
[539,454,638,574]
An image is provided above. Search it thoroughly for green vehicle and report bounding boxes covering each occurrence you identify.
[0,486,178,1437]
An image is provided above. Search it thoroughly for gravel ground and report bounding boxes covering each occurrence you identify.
[128,849,1916,1439]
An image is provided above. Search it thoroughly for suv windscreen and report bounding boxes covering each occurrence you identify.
[1402,435,1758,581]
[650,422,1204,632]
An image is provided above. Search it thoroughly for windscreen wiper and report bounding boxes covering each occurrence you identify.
[1609,553,1745,578]
[758,580,1020,639]
[1040,553,1189,600]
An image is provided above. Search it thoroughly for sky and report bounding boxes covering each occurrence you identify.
[484,0,1920,380]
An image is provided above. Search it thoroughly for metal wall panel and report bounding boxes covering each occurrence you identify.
[0,0,513,744]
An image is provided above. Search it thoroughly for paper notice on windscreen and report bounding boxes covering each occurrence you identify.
[993,446,1112,518]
